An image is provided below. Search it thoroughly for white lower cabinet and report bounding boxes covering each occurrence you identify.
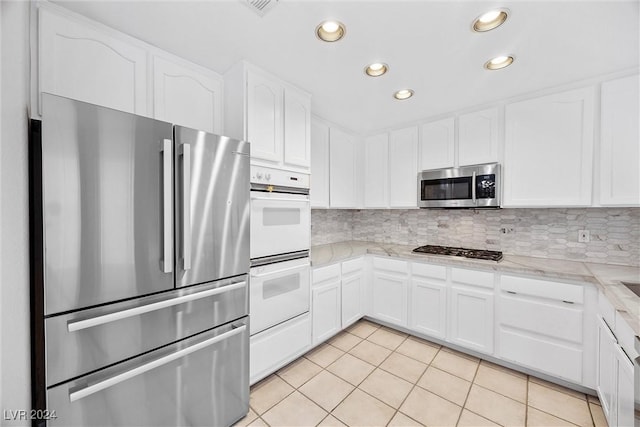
[341,258,365,328]
[410,263,447,340]
[249,313,311,385]
[448,268,495,354]
[597,316,617,420]
[370,258,409,327]
[312,264,342,345]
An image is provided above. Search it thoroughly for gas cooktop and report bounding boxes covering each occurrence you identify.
[412,245,503,262]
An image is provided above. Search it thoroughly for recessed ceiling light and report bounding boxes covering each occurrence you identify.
[394,89,414,100]
[484,55,514,70]
[316,20,346,42]
[365,62,388,77]
[473,9,508,32]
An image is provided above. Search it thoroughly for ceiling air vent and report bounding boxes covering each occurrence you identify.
[243,0,279,17]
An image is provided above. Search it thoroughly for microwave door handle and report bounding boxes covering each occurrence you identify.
[161,139,173,273]
[68,324,246,402]
[471,171,477,204]
[180,143,191,271]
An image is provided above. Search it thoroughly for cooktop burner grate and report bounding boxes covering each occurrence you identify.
[412,245,503,262]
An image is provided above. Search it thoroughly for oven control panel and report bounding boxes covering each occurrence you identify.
[250,166,309,189]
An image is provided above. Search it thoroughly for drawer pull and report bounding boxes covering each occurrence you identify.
[506,291,517,294]
[562,300,574,304]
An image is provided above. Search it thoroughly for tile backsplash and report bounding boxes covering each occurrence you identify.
[311,208,640,266]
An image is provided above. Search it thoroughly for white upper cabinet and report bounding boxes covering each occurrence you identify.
[247,70,283,162]
[420,118,455,170]
[364,133,389,208]
[38,7,148,115]
[458,108,500,166]
[225,62,311,172]
[599,74,640,206]
[310,118,330,208]
[504,87,595,207]
[152,55,222,134]
[283,89,311,169]
[329,127,358,208]
[389,127,419,208]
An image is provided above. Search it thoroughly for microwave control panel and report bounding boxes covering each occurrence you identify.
[476,174,496,199]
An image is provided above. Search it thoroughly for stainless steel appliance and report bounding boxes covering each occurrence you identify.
[29,94,250,427]
[249,166,310,335]
[412,244,504,261]
[418,162,501,208]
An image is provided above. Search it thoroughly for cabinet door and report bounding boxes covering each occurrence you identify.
[458,108,499,166]
[283,88,311,169]
[449,287,494,354]
[310,119,330,208]
[364,133,389,208]
[389,127,419,208]
[153,56,222,134]
[420,118,454,170]
[371,272,408,327]
[600,75,640,206]
[615,345,635,427]
[504,88,594,207]
[410,278,447,339]
[39,8,147,115]
[342,272,363,328]
[329,128,357,208]
[247,70,283,162]
[312,280,341,345]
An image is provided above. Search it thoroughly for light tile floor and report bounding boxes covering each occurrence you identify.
[236,320,607,427]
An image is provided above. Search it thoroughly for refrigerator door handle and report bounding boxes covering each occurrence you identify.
[161,139,173,273]
[68,324,247,403]
[180,143,192,271]
[67,281,246,332]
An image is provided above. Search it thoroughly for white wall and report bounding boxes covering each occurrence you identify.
[1,1,31,425]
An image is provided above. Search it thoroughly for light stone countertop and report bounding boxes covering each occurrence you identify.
[310,240,640,336]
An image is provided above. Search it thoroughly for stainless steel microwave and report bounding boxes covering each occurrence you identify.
[418,163,501,208]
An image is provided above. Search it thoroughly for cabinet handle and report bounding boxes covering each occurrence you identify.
[506,290,517,294]
[562,300,574,304]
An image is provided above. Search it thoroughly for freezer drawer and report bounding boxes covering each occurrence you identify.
[47,318,249,427]
[46,276,247,386]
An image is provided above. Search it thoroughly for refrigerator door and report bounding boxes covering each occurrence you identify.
[174,126,250,288]
[41,94,174,315]
[47,318,249,427]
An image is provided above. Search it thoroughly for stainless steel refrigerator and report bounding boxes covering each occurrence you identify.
[29,94,250,427]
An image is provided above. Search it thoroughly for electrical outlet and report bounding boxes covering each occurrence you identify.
[578,230,590,243]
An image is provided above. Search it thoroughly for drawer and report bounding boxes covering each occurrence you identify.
[412,262,447,281]
[249,313,311,384]
[451,267,494,289]
[46,277,248,386]
[499,295,583,343]
[342,257,365,275]
[373,257,409,274]
[499,329,582,384]
[313,263,341,284]
[501,275,584,304]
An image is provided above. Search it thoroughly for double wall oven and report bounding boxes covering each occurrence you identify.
[249,166,310,336]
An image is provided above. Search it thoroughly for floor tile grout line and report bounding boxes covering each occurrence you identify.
[524,374,530,427]
[455,356,481,426]
[526,376,591,427]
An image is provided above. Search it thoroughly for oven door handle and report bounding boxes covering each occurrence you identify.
[250,196,309,202]
[68,324,246,403]
[67,281,246,332]
[251,263,309,278]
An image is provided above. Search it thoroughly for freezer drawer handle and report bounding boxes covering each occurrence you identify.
[67,281,246,332]
[161,139,173,273]
[180,143,192,271]
[250,263,309,278]
[68,324,246,403]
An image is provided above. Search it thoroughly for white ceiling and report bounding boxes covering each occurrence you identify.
[54,0,639,135]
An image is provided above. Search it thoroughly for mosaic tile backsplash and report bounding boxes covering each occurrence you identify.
[311,208,640,266]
